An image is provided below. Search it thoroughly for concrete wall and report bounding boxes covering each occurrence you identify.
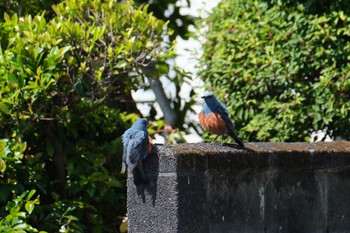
[127,142,350,233]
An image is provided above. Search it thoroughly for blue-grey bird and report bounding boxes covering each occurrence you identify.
[121,118,153,185]
[199,92,244,147]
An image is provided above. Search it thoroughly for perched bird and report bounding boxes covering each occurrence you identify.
[199,92,244,147]
[121,118,153,185]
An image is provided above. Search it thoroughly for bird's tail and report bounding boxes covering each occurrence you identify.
[132,163,149,185]
[228,131,244,147]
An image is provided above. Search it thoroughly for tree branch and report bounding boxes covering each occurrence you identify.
[45,122,67,198]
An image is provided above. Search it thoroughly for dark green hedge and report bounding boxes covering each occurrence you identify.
[197,0,350,142]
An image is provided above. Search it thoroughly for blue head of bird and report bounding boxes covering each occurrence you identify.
[132,118,148,130]
[201,92,220,109]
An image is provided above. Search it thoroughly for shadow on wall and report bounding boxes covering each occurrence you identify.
[134,148,159,206]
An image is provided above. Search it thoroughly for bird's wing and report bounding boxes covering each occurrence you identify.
[216,101,244,146]
[216,102,235,132]
[127,130,148,164]
[122,128,132,147]
[122,129,132,163]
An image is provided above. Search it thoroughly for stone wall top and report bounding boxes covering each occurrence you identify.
[153,142,350,171]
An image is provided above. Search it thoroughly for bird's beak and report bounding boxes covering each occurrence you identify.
[147,121,153,127]
[201,96,205,98]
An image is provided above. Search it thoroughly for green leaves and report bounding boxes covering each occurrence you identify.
[0,0,172,232]
[51,0,169,90]
[197,0,350,142]
[0,190,43,233]
[46,46,71,65]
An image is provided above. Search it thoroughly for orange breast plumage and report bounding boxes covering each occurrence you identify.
[198,112,227,135]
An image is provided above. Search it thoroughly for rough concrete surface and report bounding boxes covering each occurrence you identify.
[127,142,350,233]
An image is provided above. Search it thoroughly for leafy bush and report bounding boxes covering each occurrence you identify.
[196,0,350,142]
[0,0,58,19]
[0,0,171,231]
[0,190,43,233]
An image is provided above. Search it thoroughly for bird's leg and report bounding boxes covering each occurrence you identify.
[220,135,225,146]
[212,135,220,143]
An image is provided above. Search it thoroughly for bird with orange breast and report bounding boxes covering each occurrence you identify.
[199,92,244,147]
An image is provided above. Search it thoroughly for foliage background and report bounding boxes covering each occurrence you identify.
[0,0,178,232]
[4,0,349,232]
[197,0,350,142]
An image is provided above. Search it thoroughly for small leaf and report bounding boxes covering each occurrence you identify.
[4,12,10,22]
[0,159,6,173]
[25,201,35,214]
[26,190,36,201]
[13,223,28,230]
[116,60,128,69]
[8,73,18,85]
[58,46,71,57]
[0,102,10,114]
